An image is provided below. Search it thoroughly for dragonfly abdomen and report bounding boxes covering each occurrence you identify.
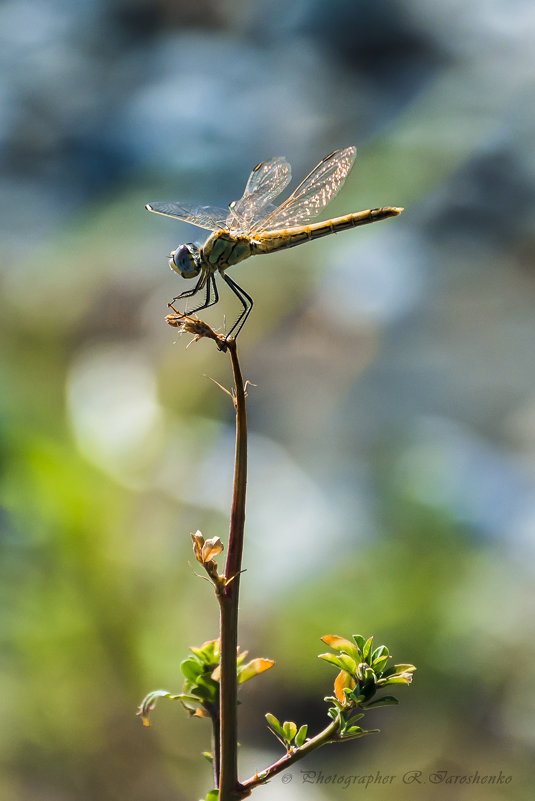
[252,206,403,255]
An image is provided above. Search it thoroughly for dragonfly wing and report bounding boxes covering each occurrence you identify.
[226,156,291,233]
[252,146,357,233]
[146,202,229,231]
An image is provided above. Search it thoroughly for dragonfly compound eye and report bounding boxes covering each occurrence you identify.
[169,244,200,279]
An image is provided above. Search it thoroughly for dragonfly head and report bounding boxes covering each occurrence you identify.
[169,243,201,279]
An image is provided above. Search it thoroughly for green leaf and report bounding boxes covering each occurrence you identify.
[324,695,344,711]
[265,713,285,740]
[194,675,218,696]
[282,721,297,742]
[318,653,350,671]
[372,645,389,660]
[337,653,358,673]
[344,725,363,735]
[391,663,417,673]
[181,658,203,681]
[372,655,390,675]
[345,713,365,726]
[352,634,366,655]
[342,727,380,740]
[362,636,374,662]
[137,689,182,726]
[190,640,220,665]
[379,677,412,687]
[202,790,219,801]
[176,693,207,706]
[295,724,308,747]
[363,696,399,709]
[382,663,416,678]
[347,686,365,704]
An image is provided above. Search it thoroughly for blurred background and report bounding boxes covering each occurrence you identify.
[1,0,535,799]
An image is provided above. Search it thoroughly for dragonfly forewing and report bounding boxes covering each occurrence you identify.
[145,202,229,231]
[226,156,292,233]
[251,146,357,234]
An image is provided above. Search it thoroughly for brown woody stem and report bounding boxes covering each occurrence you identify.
[218,338,248,800]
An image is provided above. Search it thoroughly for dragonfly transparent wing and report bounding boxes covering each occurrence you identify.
[226,156,292,234]
[251,146,357,234]
[145,202,230,232]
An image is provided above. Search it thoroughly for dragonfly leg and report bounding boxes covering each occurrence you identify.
[222,273,253,339]
[169,273,219,316]
[170,272,207,305]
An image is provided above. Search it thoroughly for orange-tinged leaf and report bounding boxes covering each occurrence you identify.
[334,669,355,703]
[321,635,360,659]
[238,658,275,684]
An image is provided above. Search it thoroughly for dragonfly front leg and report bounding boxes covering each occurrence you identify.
[169,272,219,317]
[222,273,253,339]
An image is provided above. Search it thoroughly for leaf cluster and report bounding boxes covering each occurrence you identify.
[137,639,273,726]
[319,634,416,739]
[264,714,308,752]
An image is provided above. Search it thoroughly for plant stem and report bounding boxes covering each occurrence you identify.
[237,718,340,796]
[211,709,221,790]
[218,338,248,801]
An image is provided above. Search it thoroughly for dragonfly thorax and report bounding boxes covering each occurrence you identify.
[169,243,201,279]
[200,231,253,272]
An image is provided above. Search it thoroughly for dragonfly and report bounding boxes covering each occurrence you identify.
[146,146,403,338]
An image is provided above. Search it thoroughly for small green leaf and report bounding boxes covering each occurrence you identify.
[347,686,365,704]
[203,790,219,801]
[295,724,308,747]
[372,644,389,660]
[194,675,218,697]
[382,663,416,678]
[265,713,285,739]
[282,721,297,742]
[176,693,208,708]
[391,663,417,673]
[202,752,213,762]
[342,727,380,740]
[181,658,203,681]
[137,689,182,726]
[363,696,399,709]
[190,640,220,664]
[377,677,410,687]
[352,634,366,655]
[346,713,365,726]
[318,653,349,671]
[362,636,374,662]
[337,653,358,673]
[372,655,390,675]
[344,725,363,735]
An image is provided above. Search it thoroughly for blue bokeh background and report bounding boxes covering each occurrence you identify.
[2,1,535,799]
